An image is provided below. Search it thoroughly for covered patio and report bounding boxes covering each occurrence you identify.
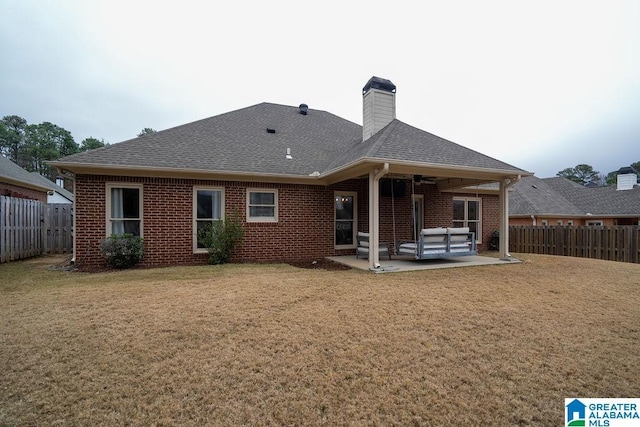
[327,253,521,273]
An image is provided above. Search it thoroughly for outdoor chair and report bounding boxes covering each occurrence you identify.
[356,231,391,260]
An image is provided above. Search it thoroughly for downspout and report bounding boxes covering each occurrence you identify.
[499,175,520,260]
[57,168,76,264]
[368,163,389,270]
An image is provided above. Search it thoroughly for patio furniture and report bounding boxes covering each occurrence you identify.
[356,231,391,260]
[397,227,477,259]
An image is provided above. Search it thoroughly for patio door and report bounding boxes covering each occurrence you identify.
[412,195,424,241]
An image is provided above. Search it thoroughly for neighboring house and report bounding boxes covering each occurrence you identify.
[29,173,74,204]
[509,169,640,226]
[51,77,531,269]
[1,156,51,202]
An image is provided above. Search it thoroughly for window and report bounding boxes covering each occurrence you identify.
[453,197,481,243]
[106,183,142,236]
[557,220,564,226]
[586,220,603,226]
[541,219,549,226]
[567,220,574,226]
[247,189,277,222]
[194,188,224,251]
[335,192,356,247]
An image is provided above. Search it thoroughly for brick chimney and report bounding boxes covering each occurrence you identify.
[362,76,396,141]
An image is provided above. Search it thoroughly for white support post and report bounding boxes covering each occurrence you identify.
[499,175,520,260]
[368,163,389,270]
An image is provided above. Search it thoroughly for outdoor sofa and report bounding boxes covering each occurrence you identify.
[398,227,477,259]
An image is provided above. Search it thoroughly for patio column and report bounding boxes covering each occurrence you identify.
[499,176,520,260]
[368,163,389,270]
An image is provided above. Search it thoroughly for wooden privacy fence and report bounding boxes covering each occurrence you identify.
[0,196,73,263]
[509,225,640,264]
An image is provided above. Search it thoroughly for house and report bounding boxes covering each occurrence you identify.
[29,173,74,204]
[509,168,640,226]
[1,156,52,202]
[50,77,531,269]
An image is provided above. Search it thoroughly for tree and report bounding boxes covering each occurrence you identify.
[0,115,27,163]
[23,122,78,180]
[79,137,109,152]
[556,164,600,186]
[137,128,157,137]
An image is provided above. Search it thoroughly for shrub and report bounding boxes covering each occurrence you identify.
[198,214,245,265]
[99,234,144,269]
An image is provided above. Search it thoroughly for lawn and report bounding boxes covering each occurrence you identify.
[1,254,639,426]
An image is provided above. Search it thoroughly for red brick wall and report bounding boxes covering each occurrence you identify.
[75,175,369,268]
[74,175,502,268]
[447,192,499,250]
[0,183,47,202]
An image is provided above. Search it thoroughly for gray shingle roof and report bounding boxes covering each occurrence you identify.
[0,156,51,192]
[54,102,529,178]
[543,177,640,216]
[510,176,583,216]
[55,103,362,177]
[510,175,640,216]
[325,120,527,173]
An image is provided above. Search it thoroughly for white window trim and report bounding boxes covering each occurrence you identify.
[246,188,278,223]
[193,186,225,253]
[105,183,143,237]
[453,197,482,244]
[567,220,574,226]
[586,220,603,226]
[334,191,357,249]
[541,219,549,226]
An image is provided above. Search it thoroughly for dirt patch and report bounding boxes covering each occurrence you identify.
[286,258,352,270]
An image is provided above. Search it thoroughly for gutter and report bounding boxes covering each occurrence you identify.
[56,168,77,265]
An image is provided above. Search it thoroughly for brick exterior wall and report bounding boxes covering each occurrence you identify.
[0,183,47,202]
[74,175,500,268]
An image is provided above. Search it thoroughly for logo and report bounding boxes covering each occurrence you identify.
[565,398,640,427]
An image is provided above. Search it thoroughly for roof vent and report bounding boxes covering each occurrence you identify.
[286,148,292,160]
[266,128,276,133]
[299,104,308,115]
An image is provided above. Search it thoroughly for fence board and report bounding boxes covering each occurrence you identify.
[1,196,73,262]
[509,225,640,264]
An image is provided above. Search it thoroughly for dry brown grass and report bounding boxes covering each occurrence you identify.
[1,254,639,426]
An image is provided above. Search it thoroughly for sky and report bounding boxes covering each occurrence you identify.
[1,0,639,178]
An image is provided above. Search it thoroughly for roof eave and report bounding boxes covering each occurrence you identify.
[0,176,51,193]
[320,157,532,186]
[49,161,329,185]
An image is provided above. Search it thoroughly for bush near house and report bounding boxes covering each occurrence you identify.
[197,214,244,265]
[99,234,144,269]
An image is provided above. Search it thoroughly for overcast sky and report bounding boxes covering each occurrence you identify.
[1,0,638,178]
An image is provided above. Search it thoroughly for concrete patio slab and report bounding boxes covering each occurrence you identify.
[326,254,521,273]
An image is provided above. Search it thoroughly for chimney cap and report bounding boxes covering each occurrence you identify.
[299,104,308,115]
[618,166,638,175]
[363,76,396,94]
